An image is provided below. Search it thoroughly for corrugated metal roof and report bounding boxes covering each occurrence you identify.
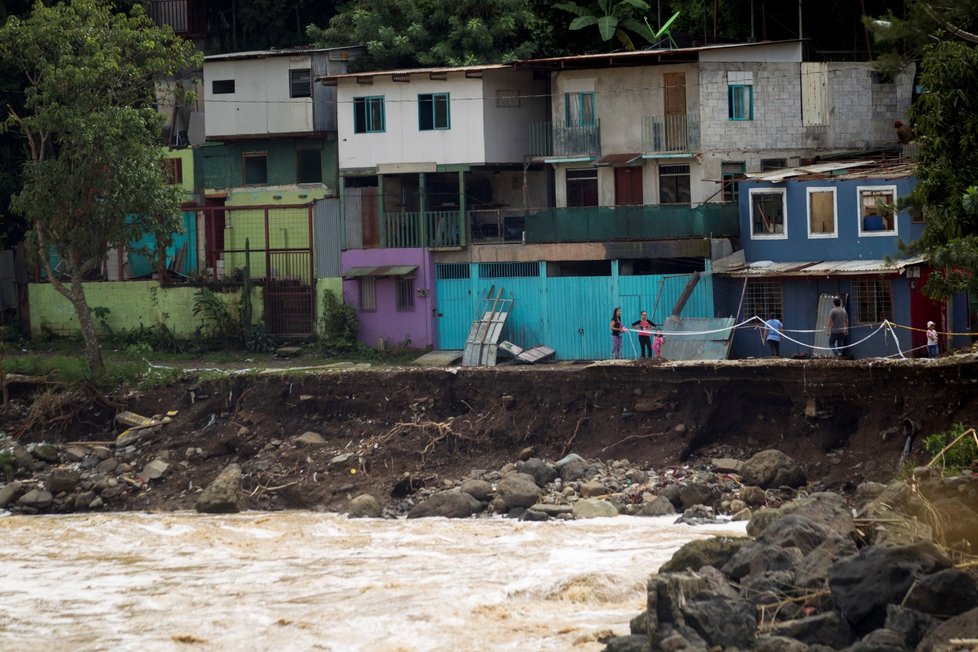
[593,153,641,166]
[746,160,876,182]
[321,63,513,83]
[520,39,803,65]
[342,265,418,278]
[722,257,924,277]
[745,161,915,183]
[205,46,360,62]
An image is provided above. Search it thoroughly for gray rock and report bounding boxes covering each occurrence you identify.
[195,464,242,514]
[519,458,557,486]
[30,443,60,463]
[732,507,752,521]
[580,480,609,497]
[11,445,32,468]
[854,481,887,508]
[347,494,382,518]
[407,491,483,519]
[711,458,745,474]
[916,606,978,652]
[73,491,97,510]
[572,498,618,519]
[659,536,751,574]
[529,503,573,516]
[675,505,721,525]
[295,431,326,446]
[749,544,804,578]
[902,568,978,618]
[495,473,541,511]
[845,627,909,652]
[758,514,837,555]
[658,484,682,509]
[883,605,937,649]
[795,536,859,591]
[629,610,648,635]
[741,449,807,489]
[646,566,738,646]
[679,483,720,510]
[828,542,952,635]
[740,485,767,507]
[329,453,355,468]
[63,446,88,463]
[755,635,811,652]
[728,498,747,513]
[558,459,587,483]
[553,453,585,469]
[95,458,118,474]
[89,495,104,509]
[17,488,53,510]
[459,479,492,502]
[742,570,797,610]
[637,495,676,516]
[601,634,650,652]
[519,509,550,522]
[680,595,757,649]
[770,611,854,648]
[625,469,647,484]
[46,468,82,494]
[0,481,24,507]
[138,459,169,483]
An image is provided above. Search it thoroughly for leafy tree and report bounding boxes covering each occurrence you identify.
[556,0,655,50]
[0,0,200,372]
[903,40,978,299]
[866,0,978,74]
[307,0,555,70]
[235,0,339,51]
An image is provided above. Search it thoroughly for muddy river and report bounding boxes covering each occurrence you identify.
[0,512,745,651]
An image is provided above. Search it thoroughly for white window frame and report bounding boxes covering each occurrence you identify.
[748,187,788,240]
[806,187,838,239]
[856,185,899,237]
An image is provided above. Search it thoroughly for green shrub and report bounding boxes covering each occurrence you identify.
[922,423,978,474]
[193,288,239,347]
[318,289,358,352]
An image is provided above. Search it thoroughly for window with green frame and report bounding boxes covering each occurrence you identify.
[353,96,385,133]
[418,93,450,130]
[727,71,754,121]
[564,91,596,127]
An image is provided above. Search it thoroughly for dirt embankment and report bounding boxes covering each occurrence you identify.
[4,356,978,513]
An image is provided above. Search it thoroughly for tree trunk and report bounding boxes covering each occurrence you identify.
[68,272,104,372]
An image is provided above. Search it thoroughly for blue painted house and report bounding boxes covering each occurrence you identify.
[717,161,969,359]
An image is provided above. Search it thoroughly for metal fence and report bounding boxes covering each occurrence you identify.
[529,121,601,158]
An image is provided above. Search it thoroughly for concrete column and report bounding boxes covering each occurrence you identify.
[338,175,346,249]
[419,172,427,247]
[378,174,385,247]
[458,170,467,247]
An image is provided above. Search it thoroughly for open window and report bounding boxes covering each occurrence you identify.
[565,168,598,207]
[857,186,898,236]
[851,278,892,323]
[749,188,787,238]
[806,187,837,238]
[242,152,268,185]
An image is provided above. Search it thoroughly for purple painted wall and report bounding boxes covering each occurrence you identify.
[342,248,436,349]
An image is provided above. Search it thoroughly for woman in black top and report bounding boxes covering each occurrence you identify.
[610,307,624,359]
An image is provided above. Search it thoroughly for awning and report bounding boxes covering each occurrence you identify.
[718,256,925,278]
[342,265,418,278]
[592,153,641,166]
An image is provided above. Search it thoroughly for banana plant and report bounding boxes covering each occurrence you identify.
[556,0,654,50]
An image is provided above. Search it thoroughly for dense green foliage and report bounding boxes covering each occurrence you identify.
[0,0,201,370]
[318,288,358,352]
[307,0,561,70]
[866,0,978,74]
[923,423,978,474]
[555,0,654,50]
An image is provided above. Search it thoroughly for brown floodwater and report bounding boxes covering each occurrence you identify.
[0,512,744,651]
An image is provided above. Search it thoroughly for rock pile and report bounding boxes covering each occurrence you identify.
[603,470,978,652]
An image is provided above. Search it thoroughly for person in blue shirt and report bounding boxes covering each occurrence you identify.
[762,313,783,357]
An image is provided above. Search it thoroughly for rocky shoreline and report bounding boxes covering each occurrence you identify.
[4,433,978,651]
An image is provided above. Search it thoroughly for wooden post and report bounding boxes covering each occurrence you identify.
[378,174,386,247]
[419,172,427,247]
[458,170,466,247]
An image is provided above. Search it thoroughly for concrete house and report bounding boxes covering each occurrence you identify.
[197,46,362,336]
[716,161,970,359]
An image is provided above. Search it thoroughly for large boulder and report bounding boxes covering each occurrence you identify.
[637,496,676,517]
[794,535,859,591]
[0,481,24,507]
[17,488,53,510]
[195,463,242,514]
[741,449,807,489]
[348,493,382,518]
[646,566,739,649]
[572,498,618,519]
[408,491,483,519]
[827,542,952,635]
[915,606,978,652]
[884,605,938,649]
[679,482,721,510]
[659,537,751,574]
[494,473,541,511]
[769,611,854,648]
[46,468,82,494]
[902,568,978,618]
[519,458,557,487]
[601,635,649,652]
[680,595,757,649]
[844,627,909,652]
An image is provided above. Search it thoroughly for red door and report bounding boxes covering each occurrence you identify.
[909,267,946,356]
[614,167,643,206]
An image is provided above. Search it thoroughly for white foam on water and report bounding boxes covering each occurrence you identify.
[0,512,746,652]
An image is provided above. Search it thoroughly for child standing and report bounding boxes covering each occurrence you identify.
[652,328,665,358]
[926,320,939,358]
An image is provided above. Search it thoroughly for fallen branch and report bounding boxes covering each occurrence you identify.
[560,406,590,458]
[601,431,665,453]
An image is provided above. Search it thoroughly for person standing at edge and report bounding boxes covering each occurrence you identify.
[610,307,625,359]
[826,297,849,358]
[631,310,655,358]
[762,313,783,357]
[926,320,939,358]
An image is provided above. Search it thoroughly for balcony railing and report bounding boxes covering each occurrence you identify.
[529,121,601,159]
[641,114,700,153]
[519,203,738,243]
[469,209,526,244]
[382,211,463,248]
